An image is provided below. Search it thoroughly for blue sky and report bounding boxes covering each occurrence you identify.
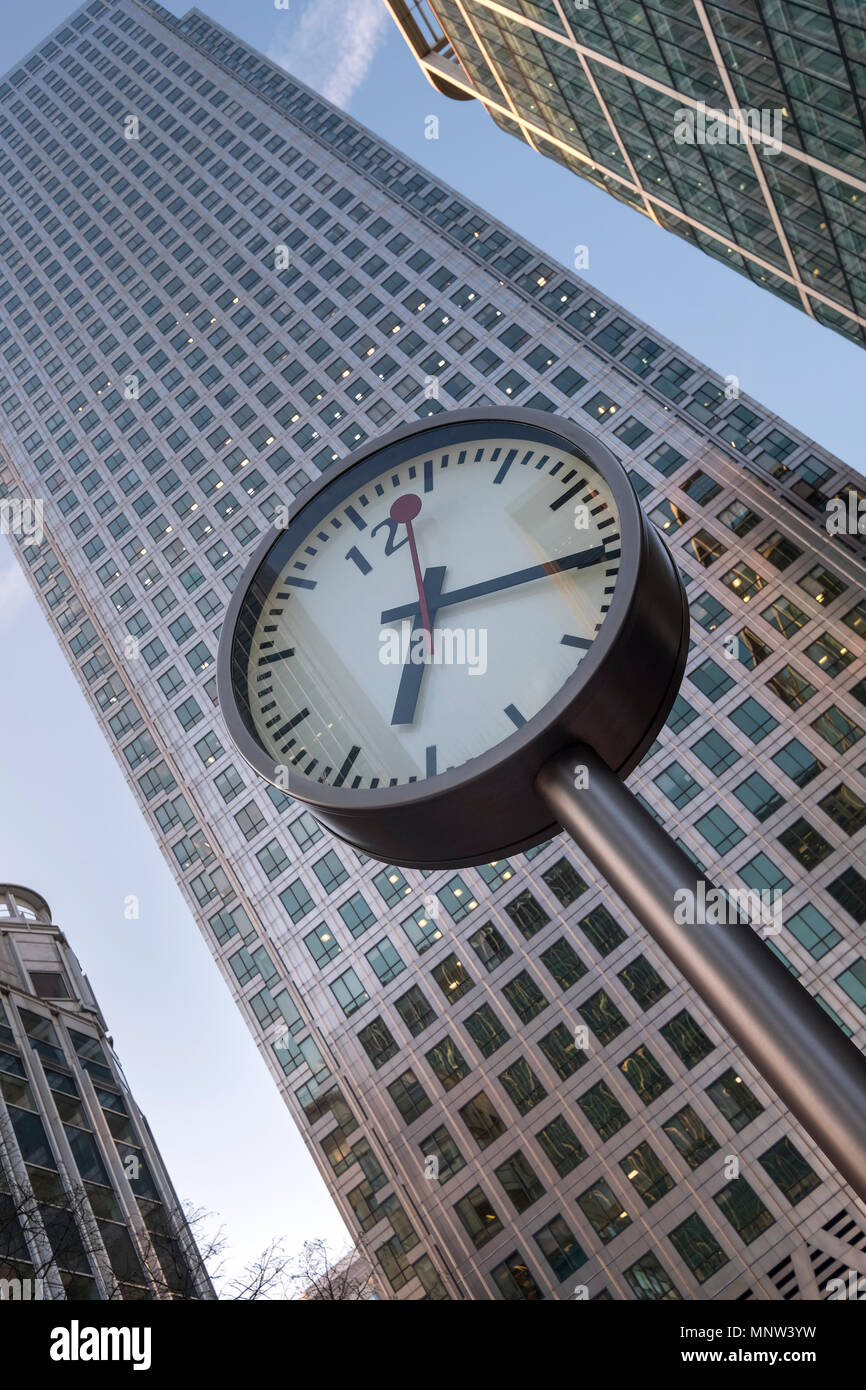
[1,0,862,1286]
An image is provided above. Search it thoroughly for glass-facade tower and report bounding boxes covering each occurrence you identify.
[0,883,212,1299]
[386,0,866,348]
[1,0,866,1301]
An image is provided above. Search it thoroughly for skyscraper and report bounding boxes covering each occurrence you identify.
[386,1,866,348]
[1,0,865,1301]
[0,882,212,1299]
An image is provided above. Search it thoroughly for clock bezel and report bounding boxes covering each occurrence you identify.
[217,407,689,867]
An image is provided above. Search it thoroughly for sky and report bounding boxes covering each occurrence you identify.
[0,0,863,1290]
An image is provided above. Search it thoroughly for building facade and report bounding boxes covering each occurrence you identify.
[386,0,866,348]
[0,883,212,1299]
[1,0,866,1301]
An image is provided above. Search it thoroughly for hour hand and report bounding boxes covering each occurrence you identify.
[389,566,447,726]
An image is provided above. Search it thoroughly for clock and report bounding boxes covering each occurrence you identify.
[218,408,689,867]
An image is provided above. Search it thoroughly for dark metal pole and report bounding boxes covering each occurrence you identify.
[536,744,866,1204]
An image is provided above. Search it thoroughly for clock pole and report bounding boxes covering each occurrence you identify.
[537,743,866,1204]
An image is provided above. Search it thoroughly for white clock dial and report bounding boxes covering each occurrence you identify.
[237,431,621,787]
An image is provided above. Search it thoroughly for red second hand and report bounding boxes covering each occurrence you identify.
[390,493,432,636]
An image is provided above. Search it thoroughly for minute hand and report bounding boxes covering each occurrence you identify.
[380,546,606,625]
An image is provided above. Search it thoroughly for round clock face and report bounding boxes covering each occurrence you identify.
[230,419,622,789]
[220,408,688,867]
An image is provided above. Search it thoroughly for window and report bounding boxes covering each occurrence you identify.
[681,471,721,504]
[30,972,71,1000]
[576,1179,631,1243]
[534,1214,587,1281]
[729,697,778,743]
[691,730,738,775]
[330,968,369,1017]
[288,811,323,852]
[756,531,801,570]
[618,955,669,1010]
[256,839,290,881]
[758,1137,820,1205]
[539,937,587,990]
[718,501,761,537]
[418,1125,465,1183]
[578,905,626,956]
[490,1251,542,1301]
[836,957,866,1008]
[437,875,478,922]
[579,989,628,1045]
[811,705,863,752]
[662,1105,719,1168]
[365,938,405,985]
[734,772,783,822]
[501,971,548,1023]
[541,857,587,905]
[777,817,833,870]
[660,1010,714,1068]
[695,806,745,855]
[431,953,473,1002]
[690,659,734,702]
[577,1080,630,1140]
[303,924,341,967]
[387,1069,431,1123]
[373,864,411,906]
[467,922,512,972]
[654,761,700,807]
[312,850,348,894]
[624,1252,681,1301]
[535,1115,586,1177]
[401,904,444,954]
[683,529,726,567]
[498,1057,547,1115]
[458,1091,506,1149]
[425,1035,470,1091]
[651,499,690,534]
[705,1068,763,1130]
[805,632,854,678]
[504,890,549,940]
[278,880,314,922]
[394,984,435,1037]
[798,564,847,607]
[767,665,816,709]
[338,892,375,938]
[668,1214,728,1283]
[762,596,809,637]
[713,1178,775,1244]
[454,1187,502,1248]
[619,1142,675,1206]
[772,739,823,787]
[619,1046,672,1103]
[494,1151,545,1213]
[357,1017,398,1069]
[787,903,841,959]
[538,1023,587,1080]
[818,784,866,836]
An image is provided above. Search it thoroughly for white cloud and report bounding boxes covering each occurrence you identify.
[268,0,390,110]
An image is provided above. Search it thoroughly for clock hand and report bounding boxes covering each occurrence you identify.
[390,566,447,726]
[387,494,445,728]
[380,546,606,626]
[389,494,433,637]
